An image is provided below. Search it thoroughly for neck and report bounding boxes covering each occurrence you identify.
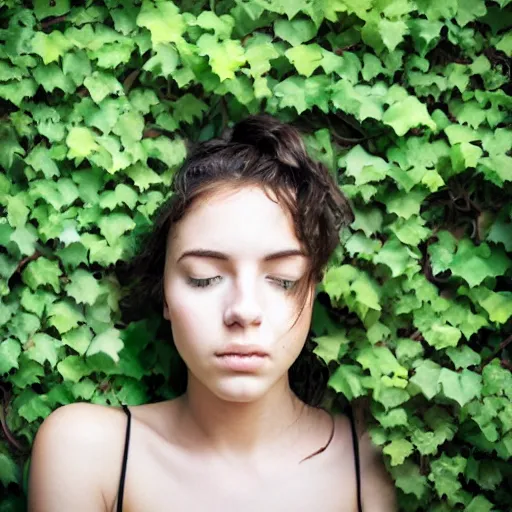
[177,373,308,460]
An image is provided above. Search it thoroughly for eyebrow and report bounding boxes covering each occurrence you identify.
[177,248,305,263]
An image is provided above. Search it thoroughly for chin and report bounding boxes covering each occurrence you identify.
[212,377,273,403]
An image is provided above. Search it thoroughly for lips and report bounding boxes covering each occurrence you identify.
[215,344,269,357]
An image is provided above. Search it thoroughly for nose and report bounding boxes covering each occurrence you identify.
[223,277,263,328]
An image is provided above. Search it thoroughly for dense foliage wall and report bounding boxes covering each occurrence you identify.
[1,0,511,510]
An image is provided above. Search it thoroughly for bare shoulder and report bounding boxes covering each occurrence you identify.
[351,412,398,512]
[28,402,128,512]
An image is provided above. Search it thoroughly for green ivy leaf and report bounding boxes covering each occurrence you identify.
[379,19,408,52]
[410,360,442,399]
[455,0,487,27]
[47,299,85,334]
[328,364,365,400]
[98,213,136,246]
[285,44,323,77]
[86,327,124,363]
[383,438,414,466]
[0,338,22,374]
[65,269,102,306]
[438,368,482,407]
[30,30,73,65]
[390,460,428,499]
[21,257,62,293]
[83,70,124,104]
[340,145,389,186]
[0,453,20,487]
[18,390,52,422]
[383,96,436,136]
[312,328,350,364]
[274,18,317,46]
[9,356,44,388]
[450,240,511,287]
[196,34,246,81]
[136,0,185,45]
[66,126,99,159]
[10,224,38,256]
[428,454,467,498]
[26,333,61,368]
[57,355,91,383]
[446,346,481,369]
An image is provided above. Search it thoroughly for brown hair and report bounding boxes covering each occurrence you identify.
[122,114,353,406]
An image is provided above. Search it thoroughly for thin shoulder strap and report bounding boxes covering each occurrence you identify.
[117,404,131,512]
[348,404,363,512]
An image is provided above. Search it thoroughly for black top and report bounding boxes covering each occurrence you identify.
[116,404,363,512]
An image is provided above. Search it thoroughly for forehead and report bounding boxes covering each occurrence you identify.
[168,185,300,257]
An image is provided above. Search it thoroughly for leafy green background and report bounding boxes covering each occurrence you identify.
[1,0,511,510]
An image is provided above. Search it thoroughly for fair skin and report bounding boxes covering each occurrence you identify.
[28,184,396,511]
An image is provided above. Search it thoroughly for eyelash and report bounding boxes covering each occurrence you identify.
[187,276,297,291]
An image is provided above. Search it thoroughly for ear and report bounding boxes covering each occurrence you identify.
[163,298,170,320]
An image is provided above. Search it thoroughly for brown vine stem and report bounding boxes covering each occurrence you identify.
[15,250,41,274]
[0,385,27,453]
[41,15,68,30]
[480,333,512,370]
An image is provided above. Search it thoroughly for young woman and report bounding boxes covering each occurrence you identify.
[28,115,397,511]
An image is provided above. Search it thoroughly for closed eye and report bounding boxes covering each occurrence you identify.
[186,276,297,291]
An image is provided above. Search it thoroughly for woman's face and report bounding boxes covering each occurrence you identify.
[163,184,315,403]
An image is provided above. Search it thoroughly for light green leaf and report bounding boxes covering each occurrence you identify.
[26,333,61,368]
[22,257,61,293]
[383,96,436,136]
[98,213,136,246]
[456,0,487,27]
[374,237,416,277]
[424,324,462,350]
[446,346,481,369]
[328,364,365,400]
[10,224,38,256]
[141,136,187,168]
[312,328,350,364]
[142,43,179,77]
[194,11,234,40]
[439,368,482,407]
[450,239,511,287]
[379,19,408,52]
[30,30,73,65]
[386,188,428,219]
[57,355,91,383]
[391,461,428,499]
[285,44,323,77]
[83,71,124,104]
[274,18,317,46]
[274,76,308,114]
[86,328,124,363]
[65,269,102,306]
[34,0,70,20]
[0,338,21,374]
[340,145,389,186]
[410,360,442,399]
[66,126,99,159]
[47,299,85,334]
[125,163,163,191]
[136,0,185,45]
[383,438,414,466]
[389,215,431,246]
[7,195,29,228]
[351,206,383,237]
[62,326,93,356]
[469,288,512,324]
[196,34,246,81]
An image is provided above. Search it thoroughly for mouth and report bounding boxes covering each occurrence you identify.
[215,344,269,357]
